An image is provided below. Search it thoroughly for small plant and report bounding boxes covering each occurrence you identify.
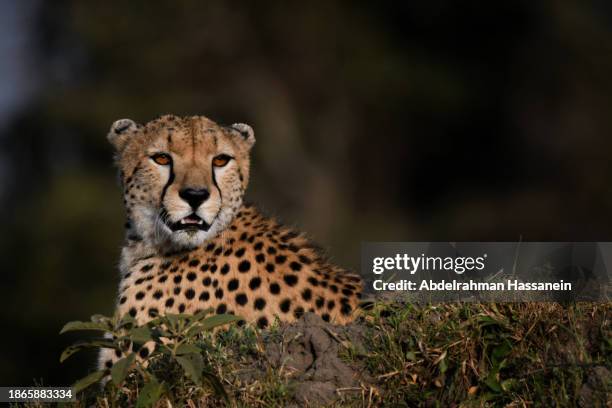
[60,309,240,406]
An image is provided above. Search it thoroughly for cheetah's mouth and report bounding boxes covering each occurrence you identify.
[167,213,211,232]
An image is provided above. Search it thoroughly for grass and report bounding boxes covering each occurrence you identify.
[22,301,612,407]
[352,302,610,407]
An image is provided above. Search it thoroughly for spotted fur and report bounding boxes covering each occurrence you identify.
[98,115,363,370]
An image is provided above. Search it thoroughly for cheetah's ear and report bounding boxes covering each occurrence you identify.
[108,118,139,151]
[230,123,255,150]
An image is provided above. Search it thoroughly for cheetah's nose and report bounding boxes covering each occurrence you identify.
[179,188,210,209]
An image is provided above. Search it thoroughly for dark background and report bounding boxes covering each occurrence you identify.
[1,0,611,386]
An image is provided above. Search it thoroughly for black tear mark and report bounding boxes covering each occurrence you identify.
[211,166,222,201]
[160,164,175,207]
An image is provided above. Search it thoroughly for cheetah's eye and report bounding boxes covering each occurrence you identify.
[212,154,232,167]
[151,153,172,166]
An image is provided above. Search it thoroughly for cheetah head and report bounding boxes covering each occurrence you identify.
[108,115,255,248]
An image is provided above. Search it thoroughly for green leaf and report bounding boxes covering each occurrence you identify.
[117,315,136,330]
[111,353,136,386]
[165,313,180,329]
[484,370,502,393]
[477,316,502,328]
[60,320,110,334]
[130,326,153,344]
[136,378,164,408]
[73,370,106,394]
[501,378,518,392]
[491,343,511,363]
[200,314,242,331]
[439,356,448,374]
[202,371,229,402]
[192,308,214,321]
[176,353,204,384]
[60,340,118,363]
[175,343,201,355]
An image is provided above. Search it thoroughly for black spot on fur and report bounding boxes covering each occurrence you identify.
[165,298,175,307]
[341,303,352,316]
[265,263,275,273]
[254,298,266,310]
[316,297,324,309]
[203,277,211,286]
[257,317,268,329]
[301,288,312,301]
[220,263,230,275]
[139,347,149,358]
[141,264,154,272]
[153,290,163,300]
[178,304,186,313]
[228,279,239,291]
[173,275,182,284]
[283,275,298,286]
[269,283,280,294]
[294,307,304,319]
[280,299,291,313]
[185,288,195,299]
[199,291,210,301]
[299,255,312,264]
[215,288,224,299]
[129,307,137,317]
[255,253,265,263]
[188,259,200,267]
[235,248,245,257]
[249,277,261,290]
[216,303,227,314]
[148,308,159,318]
[135,291,145,300]
[289,262,302,272]
[236,293,248,305]
[275,255,287,264]
[238,260,251,273]
[322,313,330,322]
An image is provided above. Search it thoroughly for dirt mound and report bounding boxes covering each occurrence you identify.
[264,313,367,405]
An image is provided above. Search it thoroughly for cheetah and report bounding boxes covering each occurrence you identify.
[98,115,363,370]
